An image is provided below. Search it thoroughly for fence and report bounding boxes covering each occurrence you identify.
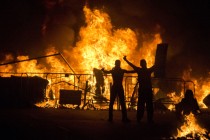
[0,72,195,110]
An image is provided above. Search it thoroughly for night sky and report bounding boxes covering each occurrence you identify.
[0,0,210,78]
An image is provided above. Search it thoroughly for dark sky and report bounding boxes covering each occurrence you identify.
[0,0,210,77]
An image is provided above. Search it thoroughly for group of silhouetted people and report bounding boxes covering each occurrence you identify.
[101,56,201,124]
[102,56,156,124]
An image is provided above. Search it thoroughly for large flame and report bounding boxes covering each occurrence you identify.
[0,6,161,75]
[64,6,161,73]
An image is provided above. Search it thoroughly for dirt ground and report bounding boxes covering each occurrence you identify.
[0,107,210,140]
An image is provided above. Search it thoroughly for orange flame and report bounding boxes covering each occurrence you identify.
[1,5,163,108]
[175,113,208,139]
[64,6,162,73]
[193,79,210,109]
[182,67,210,109]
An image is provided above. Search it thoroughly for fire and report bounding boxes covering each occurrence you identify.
[45,47,69,72]
[16,56,46,75]
[0,3,209,113]
[1,4,210,111]
[167,91,184,111]
[1,5,162,108]
[0,54,14,76]
[167,92,184,104]
[64,6,162,73]
[175,113,208,139]
[193,79,210,108]
[182,67,210,109]
[0,5,161,76]
[62,5,162,108]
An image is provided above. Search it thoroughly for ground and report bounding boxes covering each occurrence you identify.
[0,107,210,140]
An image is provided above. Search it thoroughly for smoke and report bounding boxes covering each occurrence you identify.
[41,0,86,50]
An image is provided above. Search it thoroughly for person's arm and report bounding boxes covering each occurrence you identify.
[123,56,138,71]
[149,64,157,73]
[101,68,111,74]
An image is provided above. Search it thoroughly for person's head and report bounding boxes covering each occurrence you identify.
[184,89,194,99]
[140,59,147,68]
[115,60,121,68]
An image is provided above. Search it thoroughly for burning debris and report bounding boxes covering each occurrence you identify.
[175,113,209,140]
[170,89,210,139]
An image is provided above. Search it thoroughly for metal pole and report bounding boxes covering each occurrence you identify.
[59,53,76,74]
[0,53,60,66]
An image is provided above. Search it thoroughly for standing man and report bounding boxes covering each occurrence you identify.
[123,56,156,124]
[101,60,134,122]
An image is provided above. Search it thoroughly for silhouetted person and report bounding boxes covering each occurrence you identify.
[101,60,134,122]
[175,89,200,121]
[93,68,105,96]
[123,56,156,124]
[93,68,108,104]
